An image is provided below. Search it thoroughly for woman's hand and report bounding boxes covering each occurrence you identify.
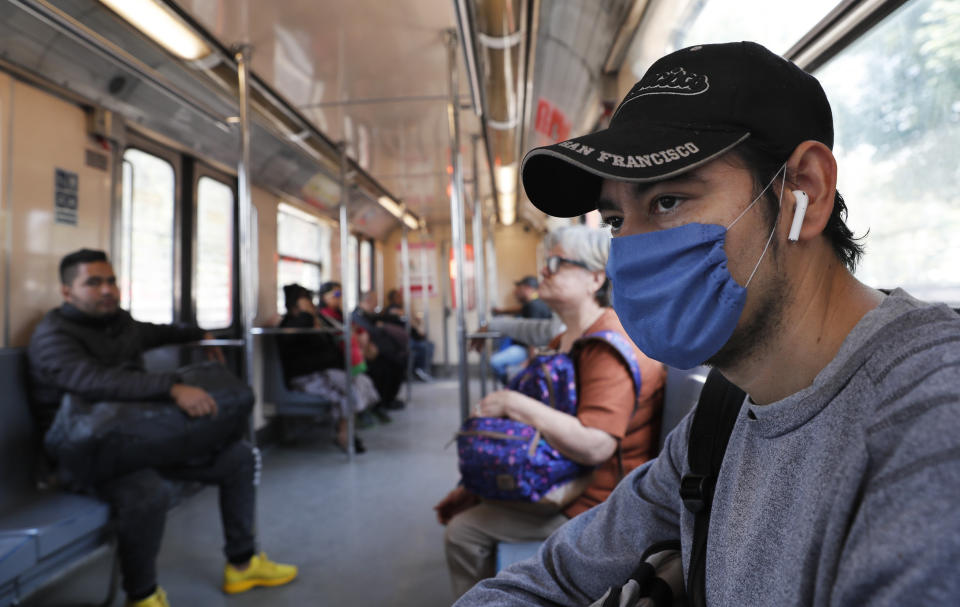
[473,389,525,419]
[434,486,481,525]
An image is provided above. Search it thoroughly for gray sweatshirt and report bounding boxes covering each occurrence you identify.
[456,290,960,606]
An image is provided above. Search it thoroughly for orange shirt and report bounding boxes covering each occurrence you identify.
[551,308,666,518]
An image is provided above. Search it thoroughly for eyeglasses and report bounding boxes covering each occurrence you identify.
[544,255,591,275]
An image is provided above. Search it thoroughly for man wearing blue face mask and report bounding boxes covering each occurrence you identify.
[454,41,960,606]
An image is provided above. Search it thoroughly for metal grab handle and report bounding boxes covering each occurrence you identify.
[182,339,246,347]
[248,327,341,335]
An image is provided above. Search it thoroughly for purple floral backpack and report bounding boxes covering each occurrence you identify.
[456,330,642,505]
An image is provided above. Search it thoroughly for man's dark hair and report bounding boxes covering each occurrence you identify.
[732,141,864,272]
[60,248,108,285]
[283,283,312,311]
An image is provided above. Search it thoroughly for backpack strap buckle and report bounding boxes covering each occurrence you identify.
[679,474,711,514]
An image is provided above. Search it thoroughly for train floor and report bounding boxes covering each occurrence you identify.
[24,376,479,607]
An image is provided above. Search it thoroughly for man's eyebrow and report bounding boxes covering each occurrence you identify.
[631,171,709,197]
[597,169,710,211]
[597,197,620,212]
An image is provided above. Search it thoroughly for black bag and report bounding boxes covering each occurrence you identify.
[590,369,745,607]
[44,361,254,489]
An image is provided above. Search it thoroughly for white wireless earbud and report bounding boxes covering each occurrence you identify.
[788,190,808,242]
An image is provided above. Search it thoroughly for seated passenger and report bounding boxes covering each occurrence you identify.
[27,249,296,607]
[350,289,410,410]
[488,276,554,384]
[457,42,960,605]
[435,226,666,598]
[384,288,435,382]
[279,284,379,453]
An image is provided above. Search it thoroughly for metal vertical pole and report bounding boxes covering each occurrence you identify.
[234,45,257,447]
[401,222,413,402]
[470,135,490,397]
[446,30,470,421]
[337,144,356,460]
[419,233,430,339]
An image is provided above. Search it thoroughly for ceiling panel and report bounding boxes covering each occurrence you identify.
[179,0,487,228]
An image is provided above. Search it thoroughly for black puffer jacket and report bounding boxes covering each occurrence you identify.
[27,304,205,434]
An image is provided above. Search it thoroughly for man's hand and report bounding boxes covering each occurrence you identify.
[469,323,489,353]
[170,384,218,417]
[202,332,226,364]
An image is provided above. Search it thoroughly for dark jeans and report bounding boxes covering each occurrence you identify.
[411,338,434,373]
[96,440,257,598]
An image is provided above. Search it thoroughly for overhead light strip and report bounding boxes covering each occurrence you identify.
[98,0,211,60]
[9,0,229,128]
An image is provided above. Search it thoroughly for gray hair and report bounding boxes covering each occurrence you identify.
[543,225,610,272]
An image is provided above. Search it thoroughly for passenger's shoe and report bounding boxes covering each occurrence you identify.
[357,410,376,428]
[383,399,406,410]
[372,408,392,423]
[222,552,298,594]
[414,368,434,382]
[127,587,170,607]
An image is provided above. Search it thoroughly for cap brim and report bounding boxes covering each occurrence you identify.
[521,124,750,217]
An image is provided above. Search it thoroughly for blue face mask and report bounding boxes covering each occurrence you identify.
[606,166,785,369]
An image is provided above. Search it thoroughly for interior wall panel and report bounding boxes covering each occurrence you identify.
[8,80,112,347]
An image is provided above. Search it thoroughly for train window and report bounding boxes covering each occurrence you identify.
[816,0,960,303]
[195,177,235,329]
[345,235,359,311]
[276,202,330,311]
[359,239,373,294]
[120,148,176,324]
[670,0,837,55]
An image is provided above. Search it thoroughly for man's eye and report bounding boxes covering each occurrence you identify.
[652,196,682,214]
[599,216,622,233]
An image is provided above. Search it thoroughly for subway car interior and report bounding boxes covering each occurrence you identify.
[0,0,957,605]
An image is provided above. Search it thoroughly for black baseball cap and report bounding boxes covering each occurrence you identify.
[521,41,834,217]
[515,276,538,288]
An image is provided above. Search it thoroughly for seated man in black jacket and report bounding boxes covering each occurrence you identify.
[27,249,296,607]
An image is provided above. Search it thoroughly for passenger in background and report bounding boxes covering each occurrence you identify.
[384,288,435,382]
[351,289,410,410]
[27,249,296,607]
[279,284,379,453]
[458,41,960,605]
[435,226,665,598]
[488,276,554,384]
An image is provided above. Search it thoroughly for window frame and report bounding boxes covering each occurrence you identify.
[190,164,239,333]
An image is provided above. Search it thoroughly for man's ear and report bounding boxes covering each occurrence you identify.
[60,283,70,301]
[785,141,837,242]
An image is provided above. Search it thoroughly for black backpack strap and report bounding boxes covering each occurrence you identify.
[680,368,745,607]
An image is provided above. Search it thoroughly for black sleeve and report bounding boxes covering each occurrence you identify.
[28,323,180,402]
[137,321,206,350]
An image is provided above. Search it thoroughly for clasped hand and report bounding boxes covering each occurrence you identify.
[471,389,522,419]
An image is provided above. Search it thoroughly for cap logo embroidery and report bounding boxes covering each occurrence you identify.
[612,67,709,120]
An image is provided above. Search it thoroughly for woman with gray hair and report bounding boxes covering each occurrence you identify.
[435,224,666,597]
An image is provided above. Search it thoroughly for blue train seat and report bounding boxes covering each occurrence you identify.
[260,336,337,418]
[0,348,115,606]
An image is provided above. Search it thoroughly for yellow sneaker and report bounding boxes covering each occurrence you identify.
[127,586,170,607]
[222,552,298,594]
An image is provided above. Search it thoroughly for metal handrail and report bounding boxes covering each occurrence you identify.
[248,327,341,336]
